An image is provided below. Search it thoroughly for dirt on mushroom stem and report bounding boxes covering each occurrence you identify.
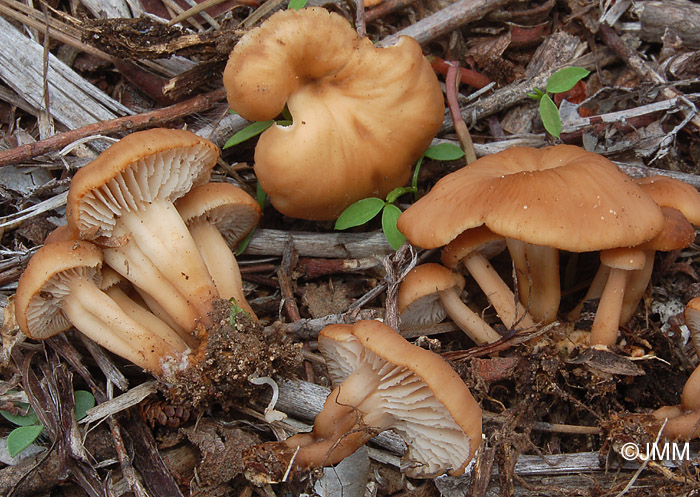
[163,299,304,410]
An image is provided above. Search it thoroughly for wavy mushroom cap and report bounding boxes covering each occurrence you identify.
[223,7,445,220]
[67,128,219,239]
[398,145,665,251]
[318,320,482,477]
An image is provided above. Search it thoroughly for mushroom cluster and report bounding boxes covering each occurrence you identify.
[397,144,700,349]
[223,7,444,220]
[15,128,261,377]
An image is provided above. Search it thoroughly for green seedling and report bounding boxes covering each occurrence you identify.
[287,0,308,9]
[335,143,465,250]
[528,67,590,138]
[1,390,95,457]
[229,297,251,325]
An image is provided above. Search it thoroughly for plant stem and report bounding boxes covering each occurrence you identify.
[445,61,477,164]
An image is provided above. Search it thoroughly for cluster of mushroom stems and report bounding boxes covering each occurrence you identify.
[15,128,262,377]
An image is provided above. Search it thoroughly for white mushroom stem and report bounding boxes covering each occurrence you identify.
[187,220,256,319]
[462,252,536,331]
[119,198,219,324]
[135,290,186,335]
[619,252,655,325]
[589,268,628,347]
[437,288,501,344]
[104,285,190,354]
[63,277,182,374]
[506,239,560,324]
[103,237,200,339]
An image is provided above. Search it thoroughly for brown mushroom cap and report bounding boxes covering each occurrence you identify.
[634,176,700,225]
[176,182,261,246]
[440,226,506,270]
[398,263,501,344]
[15,240,103,339]
[66,128,221,328]
[398,145,664,250]
[14,240,181,373]
[223,7,444,220]
[316,320,482,477]
[67,128,218,238]
[398,263,466,326]
[636,206,695,252]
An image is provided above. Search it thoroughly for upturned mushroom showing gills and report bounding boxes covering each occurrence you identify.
[66,128,220,331]
[14,240,186,375]
[399,263,501,344]
[223,7,444,220]
[176,183,261,319]
[243,320,481,482]
[398,145,665,326]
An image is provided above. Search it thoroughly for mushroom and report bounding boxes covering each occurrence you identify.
[398,145,665,326]
[441,226,535,332]
[223,7,444,220]
[45,223,198,338]
[588,247,647,347]
[398,263,501,344]
[650,297,700,439]
[681,297,700,412]
[66,128,220,330]
[243,320,482,481]
[176,182,261,319]
[634,175,700,225]
[14,240,184,375]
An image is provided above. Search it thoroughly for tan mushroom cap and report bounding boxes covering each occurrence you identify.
[398,145,665,250]
[15,240,103,338]
[636,207,695,252]
[634,176,700,225]
[224,7,444,220]
[67,128,218,238]
[398,263,466,326]
[14,240,181,373]
[441,226,506,270]
[318,320,482,477]
[599,247,647,271]
[176,182,261,246]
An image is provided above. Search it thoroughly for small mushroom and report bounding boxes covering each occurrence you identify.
[650,297,700,439]
[223,7,444,220]
[14,240,184,375]
[398,263,501,344]
[398,145,665,326]
[588,248,647,347]
[66,128,220,330]
[441,226,535,332]
[681,297,700,412]
[243,320,482,482]
[176,183,261,319]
